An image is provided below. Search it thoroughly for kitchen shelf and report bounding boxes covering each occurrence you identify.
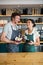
[35,23,43,24]
[0,14,43,17]
[0,24,5,27]
[0,23,43,26]
[0,15,11,17]
[17,23,43,25]
[21,15,43,17]
[40,41,43,43]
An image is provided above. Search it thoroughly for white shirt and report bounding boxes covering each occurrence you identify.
[24,27,40,42]
[3,22,18,40]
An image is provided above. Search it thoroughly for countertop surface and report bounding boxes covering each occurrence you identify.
[0,41,43,43]
[0,52,43,65]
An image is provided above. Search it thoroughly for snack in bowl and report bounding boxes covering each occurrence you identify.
[26,39,31,43]
[15,37,22,42]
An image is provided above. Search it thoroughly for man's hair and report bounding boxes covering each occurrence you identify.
[11,12,21,20]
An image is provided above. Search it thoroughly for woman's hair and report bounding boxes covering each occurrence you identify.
[11,12,21,21]
[27,19,36,27]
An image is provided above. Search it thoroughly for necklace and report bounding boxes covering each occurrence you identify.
[28,28,33,34]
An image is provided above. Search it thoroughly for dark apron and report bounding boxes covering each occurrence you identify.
[23,34,35,52]
[7,26,20,52]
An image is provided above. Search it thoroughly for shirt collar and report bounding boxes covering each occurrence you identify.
[25,28,36,35]
[10,22,18,30]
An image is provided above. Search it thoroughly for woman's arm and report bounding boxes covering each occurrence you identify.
[28,37,40,46]
[34,37,40,46]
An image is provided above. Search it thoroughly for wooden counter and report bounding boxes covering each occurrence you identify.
[0,41,43,43]
[0,52,43,65]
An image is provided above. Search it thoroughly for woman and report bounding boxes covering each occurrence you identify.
[23,19,40,52]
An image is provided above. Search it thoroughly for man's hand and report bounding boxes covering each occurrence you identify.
[14,41,21,45]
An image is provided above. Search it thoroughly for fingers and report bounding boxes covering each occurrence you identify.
[14,41,21,45]
[28,41,34,45]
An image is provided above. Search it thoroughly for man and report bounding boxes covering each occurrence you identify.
[1,13,21,52]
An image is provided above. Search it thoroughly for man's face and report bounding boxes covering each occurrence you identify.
[12,16,20,24]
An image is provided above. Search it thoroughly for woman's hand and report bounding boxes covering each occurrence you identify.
[28,41,34,45]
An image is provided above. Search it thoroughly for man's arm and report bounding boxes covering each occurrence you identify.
[1,32,15,43]
[1,32,19,44]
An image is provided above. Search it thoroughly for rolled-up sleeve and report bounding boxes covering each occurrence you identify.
[3,24,9,35]
[35,31,40,38]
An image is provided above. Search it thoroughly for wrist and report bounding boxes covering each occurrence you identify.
[10,40,15,44]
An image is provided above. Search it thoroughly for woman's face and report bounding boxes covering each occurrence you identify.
[27,20,33,29]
